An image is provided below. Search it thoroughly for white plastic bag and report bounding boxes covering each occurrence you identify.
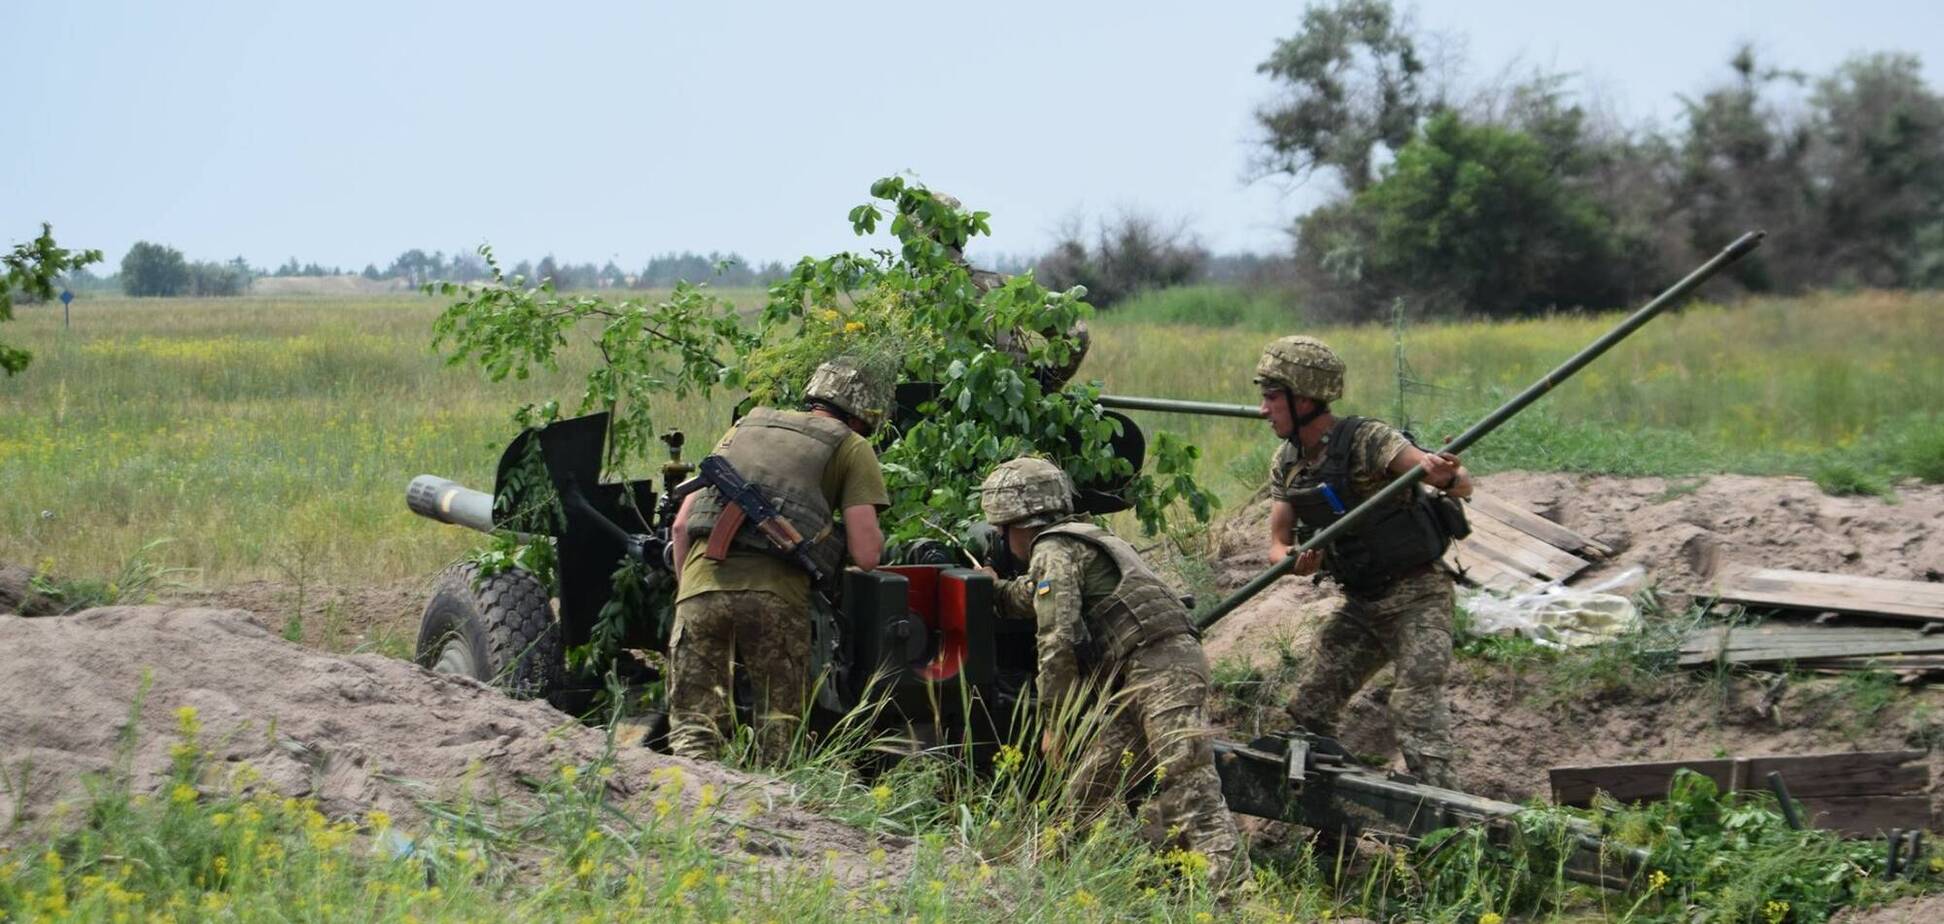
[1459,567,1645,649]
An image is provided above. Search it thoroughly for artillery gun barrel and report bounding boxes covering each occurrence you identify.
[1197,230,1766,630]
[406,475,495,534]
[1097,394,1265,419]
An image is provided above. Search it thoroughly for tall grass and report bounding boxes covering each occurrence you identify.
[3,290,1940,584]
[3,675,1924,922]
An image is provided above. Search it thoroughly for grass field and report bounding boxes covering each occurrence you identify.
[2,288,1941,585]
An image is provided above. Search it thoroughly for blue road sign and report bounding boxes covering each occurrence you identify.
[59,289,73,305]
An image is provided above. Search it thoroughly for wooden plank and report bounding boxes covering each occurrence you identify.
[1453,518,1557,579]
[1449,535,1548,586]
[1721,570,1944,624]
[1468,493,1614,558]
[1551,759,1734,806]
[1469,512,1592,580]
[1442,551,1527,594]
[1743,569,1944,607]
[1678,641,1944,667]
[1743,751,1928,798]
[1798,795,1934,837]
[1552,752,1927,811]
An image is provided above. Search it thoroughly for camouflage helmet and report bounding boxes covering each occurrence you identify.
[979,457,1075,528]
[1254,335,1345,402]
[805,359,893,435]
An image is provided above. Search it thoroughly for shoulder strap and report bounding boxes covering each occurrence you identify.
[1320,415,1367,500]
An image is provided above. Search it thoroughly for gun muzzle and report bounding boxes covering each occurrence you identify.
[406,475,496,534]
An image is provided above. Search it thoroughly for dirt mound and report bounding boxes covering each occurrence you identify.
[159,576,430,653]
[0,607,910,882]
[1482,472,1944,604]
[1833,894,1944,924]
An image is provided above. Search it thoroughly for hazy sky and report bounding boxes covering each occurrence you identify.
[7,1,1942,271]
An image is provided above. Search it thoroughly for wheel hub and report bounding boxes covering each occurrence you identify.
[432,638,480,678]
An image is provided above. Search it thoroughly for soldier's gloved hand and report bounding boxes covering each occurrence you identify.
[1290,548,1323,577]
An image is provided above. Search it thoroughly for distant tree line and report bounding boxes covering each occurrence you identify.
[1245,0,1944,321]
[90,243,794,298]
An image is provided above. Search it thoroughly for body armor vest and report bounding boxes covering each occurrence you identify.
[1284,417,1469,596]
[687,408,850,576]
[1035,521,1198,662]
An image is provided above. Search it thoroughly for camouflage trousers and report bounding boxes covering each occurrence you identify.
[1285,569,1458,789]
[1062,634,1248,887]
[667,590,809,764]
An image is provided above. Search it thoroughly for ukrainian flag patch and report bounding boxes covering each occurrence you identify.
[1035,580,1053,597]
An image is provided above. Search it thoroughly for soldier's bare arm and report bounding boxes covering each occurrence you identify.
[671,492,700,579]
[1267,499,1298,561]
[842,504,883,570]
[1392,445,1473,498]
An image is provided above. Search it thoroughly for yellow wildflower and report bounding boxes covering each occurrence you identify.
[365,809,391,832]
[175,706,202,738]
[1072,889,1098,909]
[1481,914,1504,924]
[1648,869,1669,893]
[1764,900,1790,924]
[871,785,893,808]
[170,784,197,805]
[844,321,864,334]
[679,868,706,893]
[576,857,595,880]
[559,764,578,785]
[995,744,1024,776]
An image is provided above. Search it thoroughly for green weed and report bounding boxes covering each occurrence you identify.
[1811,458,1892,498]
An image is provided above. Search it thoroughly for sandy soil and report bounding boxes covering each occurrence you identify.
[0,607,912,883]
[1832,893,1944,923]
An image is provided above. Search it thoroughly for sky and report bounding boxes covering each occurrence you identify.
[6,0,1943,272]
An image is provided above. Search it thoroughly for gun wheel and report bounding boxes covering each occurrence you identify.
[416,562,562,700]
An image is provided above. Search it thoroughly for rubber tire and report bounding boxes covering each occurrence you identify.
[416,563,562,700]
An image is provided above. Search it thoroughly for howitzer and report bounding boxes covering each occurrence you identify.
[406,385,1657,887]
[1219,733,1644,888]
[1197,230,1766,630]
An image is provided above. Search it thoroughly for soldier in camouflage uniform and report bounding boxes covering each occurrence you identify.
[981,457,1247,887]
[926,191,1090,389]
[667,360,893,763]
[1256,336,1474,790]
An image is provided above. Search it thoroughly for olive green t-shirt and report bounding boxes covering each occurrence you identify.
[676,427,889,608]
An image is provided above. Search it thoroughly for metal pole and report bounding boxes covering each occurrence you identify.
[1196,230,1765,631]
[1097,394,1265,419]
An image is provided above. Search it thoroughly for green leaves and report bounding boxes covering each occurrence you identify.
[431,246,755,473]
[2,223,102,376]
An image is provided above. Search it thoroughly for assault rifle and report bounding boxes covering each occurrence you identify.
[674,454,829,583]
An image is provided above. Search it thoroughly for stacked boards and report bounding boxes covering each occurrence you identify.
[1442,493,1614,593]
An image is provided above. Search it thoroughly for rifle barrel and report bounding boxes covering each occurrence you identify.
[1097,394,1265,419]
[1195,230,1765,631]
